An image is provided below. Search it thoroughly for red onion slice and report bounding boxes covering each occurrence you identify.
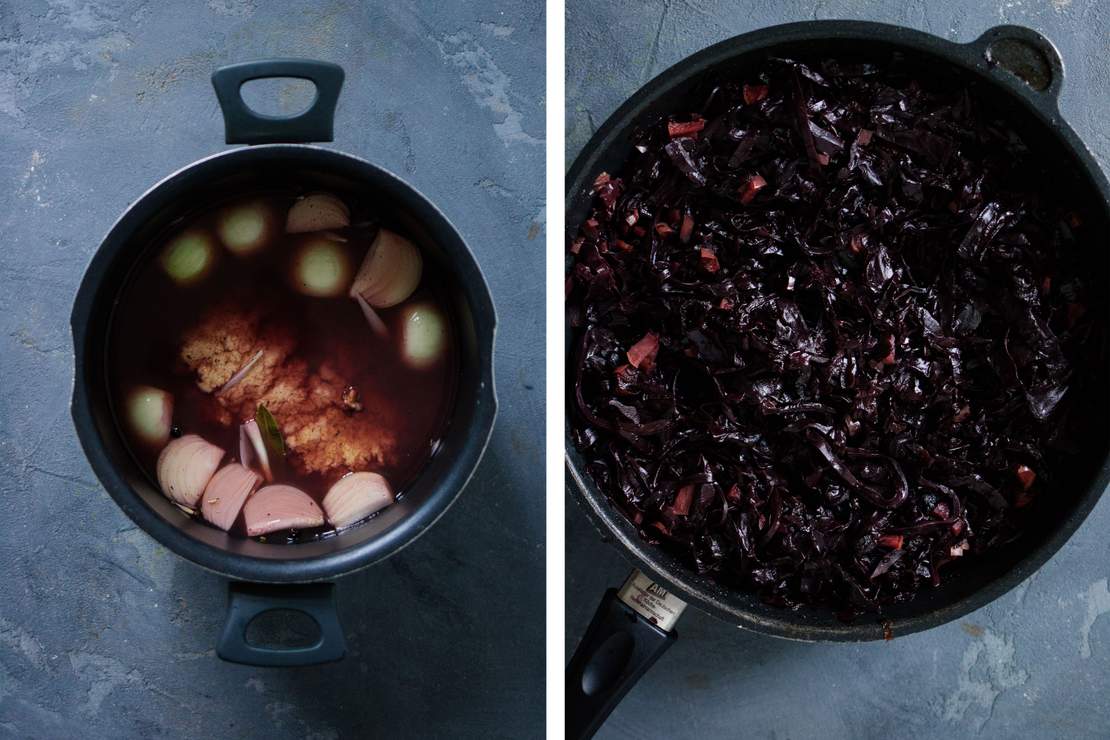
[243,485,325,537]
[156,435,225,508]
[322,472,395,528]
[201,463,261,531]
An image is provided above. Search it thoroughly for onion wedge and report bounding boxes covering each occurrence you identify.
[244,485,325,537]
[349,228,423,309]
[201,463,261,531]
[322,472,395,528]
[286,193,350,233]
[156,434,225,508]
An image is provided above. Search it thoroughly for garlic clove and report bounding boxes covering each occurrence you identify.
[160,230,215,285]
[399,300,447,369]
[291,236,352,297]
[201,463,261,531]
[157,434,225,508]
[243,485,325,537]
[126,385,173,447]
[349,228,423,308]
[217,199,275,256]
[322,472,395,528]
[286,193,350,233]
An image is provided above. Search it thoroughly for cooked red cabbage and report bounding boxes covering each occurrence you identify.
[567,55,1106,620]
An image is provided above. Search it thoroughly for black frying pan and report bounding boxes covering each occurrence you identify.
[565,21,1110,739]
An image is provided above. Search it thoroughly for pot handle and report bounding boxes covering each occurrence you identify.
[216,582,346,666]
[566,571,686,739]
[966,26,1064,103]
[211,59,344,145]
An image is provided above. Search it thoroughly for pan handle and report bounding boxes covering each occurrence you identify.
[965,26,1064,104]
[566,571,686,739]
[211,58,344,145]
[216,582,346,666]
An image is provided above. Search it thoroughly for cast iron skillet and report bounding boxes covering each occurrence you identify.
[565,22,1110,738]
[71,59,497,666]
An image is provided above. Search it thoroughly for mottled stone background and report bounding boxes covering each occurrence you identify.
[566,1,1109,739]
[0,1,544,738]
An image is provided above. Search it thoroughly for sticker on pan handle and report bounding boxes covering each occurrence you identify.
[617,570,687,632]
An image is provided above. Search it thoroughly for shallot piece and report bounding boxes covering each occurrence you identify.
[398,301,447,369]
[216,349,263,396]
[201,463,261,531]
[286,193,350,233]
[156,434,225,508]
[125,385,174,447]
[239,418,273,481]
[243,485,325,537]
[217,199,275,255]
[322,472,395,528]
[349,228,423,308]
[291,236,352,297]
[160,229,215,285]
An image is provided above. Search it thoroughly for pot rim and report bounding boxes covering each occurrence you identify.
[72,144,497,583]
[565,20,1110,641]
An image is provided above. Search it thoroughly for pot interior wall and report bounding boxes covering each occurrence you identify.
[83,151,489,562]
[567,35,1110,634]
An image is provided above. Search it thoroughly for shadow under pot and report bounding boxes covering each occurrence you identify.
[71,60,496,666]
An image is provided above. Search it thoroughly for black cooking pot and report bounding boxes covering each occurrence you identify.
[71,59,497,666]
[565,22,1110,738]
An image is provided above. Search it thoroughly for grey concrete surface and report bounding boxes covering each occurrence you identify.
[566,2,1110,739]
[0,2,544,738]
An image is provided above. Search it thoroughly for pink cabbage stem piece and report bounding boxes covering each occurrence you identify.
[353,291,389,338]
[201,463,261,532]
[243,485,324,537]
[239,418,273,481]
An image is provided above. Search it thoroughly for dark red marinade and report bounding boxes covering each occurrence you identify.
[567,55,1106,620]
